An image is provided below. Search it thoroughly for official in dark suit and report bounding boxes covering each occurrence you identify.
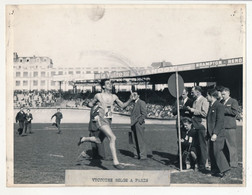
[221,87,239,168]
[130,91,147,160]
[172,88,193,120]
[172,88,193,161]
[15,107,26,135]
[206,89,230,177]
[187,86,209,172]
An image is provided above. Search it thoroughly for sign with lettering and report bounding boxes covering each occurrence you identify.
[65,170,170,186]
[92,57,243,80]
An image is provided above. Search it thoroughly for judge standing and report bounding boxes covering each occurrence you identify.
[130,90,148,160]
[206,88,230,177]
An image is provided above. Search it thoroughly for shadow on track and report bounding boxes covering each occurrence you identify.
[118,149,135,158]
[76,149,109,170]
[152,151,178,167]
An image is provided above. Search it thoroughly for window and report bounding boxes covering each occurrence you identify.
[43,58,47,62]
[23,72,28,77]
[33,72,38,77]
[16,72,21,77]
[51,71,55,76]
[26,58,30,62]
[76,71,81,74]
[94,71,99,74]
[68,71,73,75]
[33,80,38,86]
[16,81,20,86]
[41,80,46,86]
[51,81,56,86]
[19,59,23,62]
[86,71,91,74]
[41,71,46,77]
[23,80,28,86]
[58,71,63,75]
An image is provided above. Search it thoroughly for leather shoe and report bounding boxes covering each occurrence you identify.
[200,168,211,174]
[211,172,225,178]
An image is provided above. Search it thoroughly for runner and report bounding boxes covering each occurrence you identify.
[78,79,133,169]
[51,108,63,134]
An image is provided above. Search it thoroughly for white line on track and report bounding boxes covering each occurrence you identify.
[49,154,64,158]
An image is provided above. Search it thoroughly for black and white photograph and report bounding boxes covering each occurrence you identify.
[5,3,246,187]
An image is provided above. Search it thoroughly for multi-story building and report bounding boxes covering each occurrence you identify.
[13,52,134,92]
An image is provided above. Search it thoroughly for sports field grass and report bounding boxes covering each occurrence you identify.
[13,123,243,185]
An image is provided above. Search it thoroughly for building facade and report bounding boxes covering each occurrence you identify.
[13,53,133,92]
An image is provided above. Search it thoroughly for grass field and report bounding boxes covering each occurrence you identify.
[13,123,244,185]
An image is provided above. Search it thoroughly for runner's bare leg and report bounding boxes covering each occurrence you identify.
[99,125,119,165]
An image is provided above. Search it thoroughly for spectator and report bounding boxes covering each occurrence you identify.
[221,87,239,168]
[187,86,210,173]
[15,107,26,136]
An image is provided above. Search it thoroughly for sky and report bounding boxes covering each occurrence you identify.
[9,4,245,68]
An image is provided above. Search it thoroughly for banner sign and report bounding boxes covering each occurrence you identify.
[93,57,243,80]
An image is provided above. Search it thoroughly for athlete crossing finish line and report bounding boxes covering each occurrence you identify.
[78,79,134,169]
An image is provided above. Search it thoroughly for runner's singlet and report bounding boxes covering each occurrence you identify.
[97,93,117,119]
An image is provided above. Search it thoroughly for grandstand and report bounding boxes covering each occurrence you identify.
[14,57,243,120]
[72,57,243,103]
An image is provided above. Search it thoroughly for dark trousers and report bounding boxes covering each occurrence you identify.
[225,129,238,167]
[209,135,230,173]
[53,122,61,132]
[24,123,32,133]
[131,122,147,159]
[90,130,106,159]
[17,121,25,135]
[197,129,209,169]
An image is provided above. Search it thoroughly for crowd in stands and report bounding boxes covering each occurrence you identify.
[114,102,175,119]
[14,88,242,120]
[14,90,60,108]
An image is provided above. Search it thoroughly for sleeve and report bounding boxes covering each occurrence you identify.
[138,100,147,124]
[15,112,19,122]
[224,99,239,117]
[193,98,209,118]
[51,113,55,119]
[172,100,178,115]
[31,114,33,120]
[213,105,225,135]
